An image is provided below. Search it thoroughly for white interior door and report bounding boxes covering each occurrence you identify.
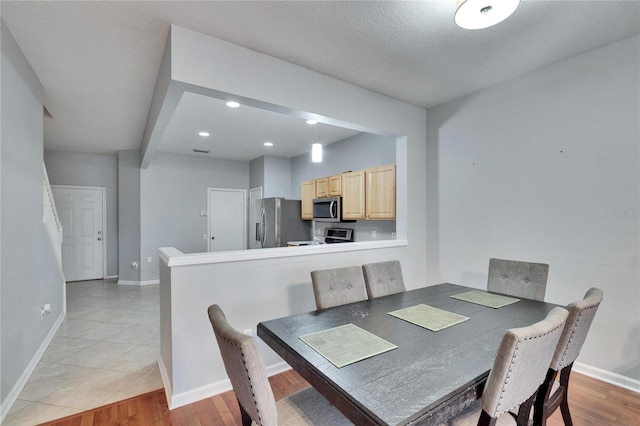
[52,186,105,282]
[249,187,263,249]
[208,188,246,252]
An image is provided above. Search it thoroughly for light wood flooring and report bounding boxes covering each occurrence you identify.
[39,369,639,426]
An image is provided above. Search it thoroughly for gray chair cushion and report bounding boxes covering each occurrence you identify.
[362,260,406,299]
[481,307,568,419]
[550,287,603,370]
[311,266,368,310]
[488,258,549,301]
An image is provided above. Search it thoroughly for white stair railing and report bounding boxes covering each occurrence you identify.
[43,164,63,266]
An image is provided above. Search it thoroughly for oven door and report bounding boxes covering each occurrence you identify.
[313,197,341,222]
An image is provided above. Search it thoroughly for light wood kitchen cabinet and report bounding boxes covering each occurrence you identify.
[315,177,329,198]
[301,179,316,219]
[328,174,342,196]
[366,164,396,219]
[341,170,365,220]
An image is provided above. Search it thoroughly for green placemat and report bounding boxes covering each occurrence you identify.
[388,304,469,331]
[451,290,520,308]
[299,323,397,368]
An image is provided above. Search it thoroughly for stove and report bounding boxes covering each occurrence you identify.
[324,228,354,244]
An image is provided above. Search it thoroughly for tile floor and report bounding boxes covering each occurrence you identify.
[4,279,163,426]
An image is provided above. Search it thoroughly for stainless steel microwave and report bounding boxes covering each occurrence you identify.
[313,197,342,222]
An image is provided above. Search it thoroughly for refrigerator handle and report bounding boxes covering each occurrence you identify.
[260,207,266,246]
[255,222,261,241]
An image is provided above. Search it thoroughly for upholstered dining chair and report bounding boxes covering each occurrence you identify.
[207,305,352,426]
[532,287,604,426]
[449,307,569,426]
[310,266,368,310]
[487,258,549,301]
[362,260,406,299]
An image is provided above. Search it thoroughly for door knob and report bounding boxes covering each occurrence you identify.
[211,236,215,240]
[97,237,102,241]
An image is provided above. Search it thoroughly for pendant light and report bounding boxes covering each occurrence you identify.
[455,0,520,30]
[312,143,322,163]
[311,123,322,163]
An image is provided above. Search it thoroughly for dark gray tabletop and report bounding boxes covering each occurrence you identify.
[257,283,558,425]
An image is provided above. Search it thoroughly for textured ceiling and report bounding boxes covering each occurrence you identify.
[2,1,639,156]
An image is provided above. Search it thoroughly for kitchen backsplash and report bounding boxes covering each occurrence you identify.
[314,220,396,242]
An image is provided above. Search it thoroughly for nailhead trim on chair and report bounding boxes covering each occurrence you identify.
[223,334,264,424]
[492,322,566,417]
[558,304,598,367]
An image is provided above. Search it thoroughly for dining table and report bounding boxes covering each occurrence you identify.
[257,283,559,425]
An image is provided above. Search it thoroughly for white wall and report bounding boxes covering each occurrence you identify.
[1,21,65,417]
[427,35,640,383]
[44,150,119,278]
[140,152,249,281]
[118,150,141,283]
[158,25,426,408]
[263,155,292,198]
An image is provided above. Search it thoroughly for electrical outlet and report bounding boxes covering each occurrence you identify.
[392,232,397,240]
[147,256,152,263]
[41,303,51,320]
[372,230,377,239]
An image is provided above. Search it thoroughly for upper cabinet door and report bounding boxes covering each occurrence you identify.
[342,170,365,220]
[301,180,316,220]
[366,164,396,220]
[316,177,329,198]
[328,174,342,196]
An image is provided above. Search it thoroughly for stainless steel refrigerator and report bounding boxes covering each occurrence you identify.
[256,198,311,248]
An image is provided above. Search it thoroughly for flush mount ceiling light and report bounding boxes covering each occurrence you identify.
[264,141,273,147]
[198,131,210,137]
[306,119,318,125]
[455,0,520,30]
[226,101,240,108]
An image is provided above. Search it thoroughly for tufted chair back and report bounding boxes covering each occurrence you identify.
[487,258,549,301]
[311,266,368,310]
[362,260,406,299]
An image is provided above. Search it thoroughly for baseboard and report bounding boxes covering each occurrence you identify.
[157,355,174,410]
[266,361,291,377]
[161,360,290,410]
[0,308,66,423]
[574,361,640,393]
[117,279,160,286]
[105,275,118,280]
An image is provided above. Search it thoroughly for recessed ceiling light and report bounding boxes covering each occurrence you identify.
[306,119,318,125]
[264,141,274,147]
[226,101,240,108]
[198,131,210,137]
